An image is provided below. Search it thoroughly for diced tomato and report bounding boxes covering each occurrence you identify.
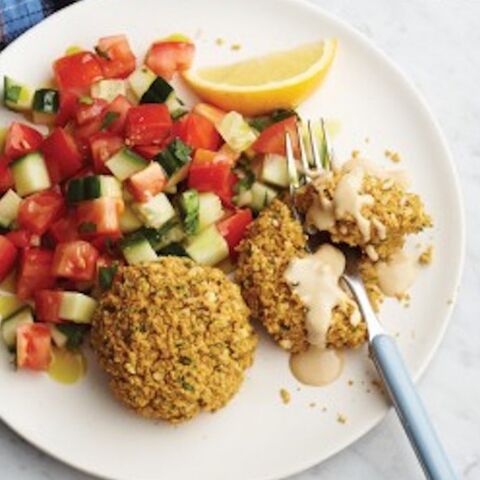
[69,166,95,181]
[132,144,163,159]
[76,197,124,237]
[188,149,236,206]
[191,147,235,165]
[40,128,83,183]
[35,290,63,323]
[145,40,195,80]
[0,155,13,193]
[16,323,52,371]
[75,98,108,125]
[53,51,103,93]
[193,103,226,127]
[252,116,299,156]
[0,235,17,283]
[89,132,124,173]
[55,91,79,127]
[17,190,65,235]
[17,248,56,300]
[125,104,172,146]
[192,148,216,164]
[127,162,167,202]
[172,112,221,150]
[48,215,79,243]
[96,35,136,79]
[5,230,40,248]
[73,116,104,157]
[90,233,122,253]
[104,94,132,135]
[217,209,253,254]
[52,240,99,281]
[4,122,43,161]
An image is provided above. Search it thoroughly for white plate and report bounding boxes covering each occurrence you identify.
[0,0,465,479]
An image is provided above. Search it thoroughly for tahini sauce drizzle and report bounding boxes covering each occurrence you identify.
[334,166,374,240]
[285,245,360,386]
[290,347,344,386]
[375,251,419,297]
[306,158,408,244]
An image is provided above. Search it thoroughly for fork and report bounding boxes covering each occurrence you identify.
[285,123,457,480]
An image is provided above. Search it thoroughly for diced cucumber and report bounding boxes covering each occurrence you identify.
[132,192,175,228]
[67,175,121,203]
[167,164,189,188]
[184,225,229,266]
[50,325,68,348]
[121,232,158,264]
[1,307,33,350]
[11,152,51,197]
[179,189,199,235]
[55,323,89,350]
[106,148,148,181]
[234,190,252,208]
[218,111,257,152]
[154,138,192,187]
[261,153,289,187]
[128,66,156,100]
[119,204,143,233]
[198,192,224,231]
[0,189,22,228]
[157,242,189,257]
[165,92,186,118]
[66,177,84,204]
[3,76,34,111]
[0,294,26,321]
[59,292,97,324]
[141,218,185,251]
[98,264,118,291]
[140,77,174,104]
[85,175,121,199]
[250,181,278,212]
[91,79,126,103]
[32,88,59,113]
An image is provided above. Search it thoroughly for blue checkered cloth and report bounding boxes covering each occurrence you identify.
[0,0,75,49]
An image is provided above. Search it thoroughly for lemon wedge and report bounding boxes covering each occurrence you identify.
[183,39,337,116]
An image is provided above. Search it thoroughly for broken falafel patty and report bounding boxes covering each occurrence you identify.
[236,199,367,353]
[91,257,257,423]
[296,166,432,260]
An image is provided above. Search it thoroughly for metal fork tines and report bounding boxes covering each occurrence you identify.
[285,118,332,244]
[285,118,331,195]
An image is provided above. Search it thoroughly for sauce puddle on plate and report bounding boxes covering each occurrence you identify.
[48,347,87,385]
[290,347,344,386]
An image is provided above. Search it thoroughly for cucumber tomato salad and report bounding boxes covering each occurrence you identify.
[0,33,298,374]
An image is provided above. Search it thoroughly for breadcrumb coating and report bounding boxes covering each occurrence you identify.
[236,199,367,353]
[91,258,257,423]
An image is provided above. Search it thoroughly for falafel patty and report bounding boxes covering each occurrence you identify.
[91,258,257,423]
[236,199,367,353]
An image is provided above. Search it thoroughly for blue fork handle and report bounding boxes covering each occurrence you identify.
[370,335,458,480]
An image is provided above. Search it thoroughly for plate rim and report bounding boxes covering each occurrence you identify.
[0,0,466,479]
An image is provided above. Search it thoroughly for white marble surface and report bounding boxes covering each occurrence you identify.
[1,0,479,479]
